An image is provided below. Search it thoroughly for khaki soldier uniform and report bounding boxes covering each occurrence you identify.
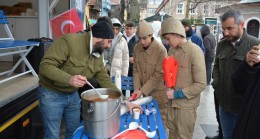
[161,18,206,139]
[133,20,168,124]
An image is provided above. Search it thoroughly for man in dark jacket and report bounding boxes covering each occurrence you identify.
[201,26,221,139]
[200,25,216,85]
[212,10,260,139]
[232,45,260,139]
[181,19,206,55]
[123,21,139,77]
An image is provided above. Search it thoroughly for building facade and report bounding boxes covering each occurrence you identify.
[101,0,111,16]
[156,0,240,21]
[216,0,260,38]
[145,0,163,19]
[85,0,102,24]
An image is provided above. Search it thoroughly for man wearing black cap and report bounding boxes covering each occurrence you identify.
[38,21,141,139]
[181,19,205,55]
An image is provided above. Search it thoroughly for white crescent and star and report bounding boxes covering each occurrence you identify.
[61,20,75,34]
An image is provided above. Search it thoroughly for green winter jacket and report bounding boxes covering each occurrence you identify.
[212,31,260,112]
[39,32,118,93]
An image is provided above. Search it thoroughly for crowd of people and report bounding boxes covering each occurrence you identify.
[37,9,260,139]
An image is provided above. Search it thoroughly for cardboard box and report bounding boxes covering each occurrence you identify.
[17,2,32,9]
[9,7,27,15]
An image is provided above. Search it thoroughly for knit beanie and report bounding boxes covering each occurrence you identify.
[181,19,192,28]
[136,20,153,37]
[91,21,114,39]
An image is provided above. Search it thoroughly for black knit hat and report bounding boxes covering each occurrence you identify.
[91,21,114,39]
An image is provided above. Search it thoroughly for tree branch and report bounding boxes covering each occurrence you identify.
[189,0,214,10]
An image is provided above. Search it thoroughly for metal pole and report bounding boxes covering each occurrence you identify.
[159,11,165,22]
[216,23,220,43]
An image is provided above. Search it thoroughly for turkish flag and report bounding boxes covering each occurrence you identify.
[163,56,178,88]
[50,8,84,38]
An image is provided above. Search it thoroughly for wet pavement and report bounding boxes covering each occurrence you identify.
[193,85,219,139]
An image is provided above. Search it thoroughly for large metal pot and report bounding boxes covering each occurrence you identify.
[81,88,121,139]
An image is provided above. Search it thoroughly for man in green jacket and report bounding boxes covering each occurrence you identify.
[38,21,141,139]
[212,10,260,139]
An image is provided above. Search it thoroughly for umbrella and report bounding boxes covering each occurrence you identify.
[144,13,171,22]
[163,56,178,88]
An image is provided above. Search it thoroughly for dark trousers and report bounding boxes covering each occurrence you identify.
[128,63,133,77]
[205,57,214,85]
[214,92,223,139]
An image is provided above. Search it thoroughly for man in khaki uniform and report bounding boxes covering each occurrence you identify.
[131,20,168,124]
[161,18,206,139]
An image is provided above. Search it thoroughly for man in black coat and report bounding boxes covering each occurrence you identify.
[232,45,260,139]
[200,25,216,85]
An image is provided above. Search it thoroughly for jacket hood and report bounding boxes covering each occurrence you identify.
[200,25,210,36]
[151,21,161,37]
[111,18,122,26]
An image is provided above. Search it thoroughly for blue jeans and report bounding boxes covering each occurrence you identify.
[219,106,238,139]
[38,86,80,139]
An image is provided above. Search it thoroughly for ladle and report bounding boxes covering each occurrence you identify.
[111,122,138,139]
[85,80,109,100]
[138,126,156,138]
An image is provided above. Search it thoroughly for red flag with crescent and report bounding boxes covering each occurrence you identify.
[50,8,83,38]
[163,56,178,88]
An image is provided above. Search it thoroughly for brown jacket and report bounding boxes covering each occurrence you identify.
[133,39,168,104]
[168,41,206,109]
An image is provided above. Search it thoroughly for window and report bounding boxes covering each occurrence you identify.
[215,4,221,13]
[148,0,154,4]
[177,3,184,14]
[190,3,196,14]
[155,0,162,5]
[147,8,156,14]
[204,4,209,15]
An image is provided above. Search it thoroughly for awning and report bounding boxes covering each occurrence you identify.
[144,13,171,22]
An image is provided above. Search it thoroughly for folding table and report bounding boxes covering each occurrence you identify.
[0,10,40,84]
[0,40,40,84]
[72,99,167,139]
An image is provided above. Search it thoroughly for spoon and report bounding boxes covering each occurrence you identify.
[138,126,156,138]
[111,122,138,139]
[85,80,109,100]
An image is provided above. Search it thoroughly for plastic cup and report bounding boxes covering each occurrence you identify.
[133,108,141,120]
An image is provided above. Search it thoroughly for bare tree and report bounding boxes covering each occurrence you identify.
[185,0,241,18]
[119,0,140,24]
[119,0,125,23]
[185,0,213,18]
[127,0,140,22]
